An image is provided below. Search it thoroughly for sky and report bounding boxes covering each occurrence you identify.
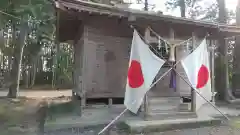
[125,0,238,17]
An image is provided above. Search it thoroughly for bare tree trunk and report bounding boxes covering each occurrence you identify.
[218,0,227,23]
[23,68,29,88]
[38,56,43,73]
[144,0,148,11]
[51,27,57,89]
[8,20,17,98]
[215,0,236,101]
[215,0,226,100]
[30,59,37,88]
[52,43,60,89]
[8,22,29,98]
[179,0,186,17]
[8,56,12,72]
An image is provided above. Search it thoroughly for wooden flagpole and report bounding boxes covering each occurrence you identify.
[98,59,183,135]
[144,28,229,120]
[98,27,230,135]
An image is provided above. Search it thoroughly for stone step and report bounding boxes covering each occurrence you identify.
[149,104,179,113]
[149,97,181,105]
[148,97,181,113]
[178,103,191,111]
[122,116,221,134]
[145,111,197,121]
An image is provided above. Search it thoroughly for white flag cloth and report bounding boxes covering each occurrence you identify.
[124,30,165,113]
[181,39,212,110]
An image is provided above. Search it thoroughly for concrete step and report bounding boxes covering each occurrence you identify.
[149,105,179,113]
[149,97,181,105]
[145,111,197,121]
[121,116,221,134]
[148,97,181,113]
[178,103,191,111]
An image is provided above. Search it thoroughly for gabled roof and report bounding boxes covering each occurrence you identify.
[55,0,240,34]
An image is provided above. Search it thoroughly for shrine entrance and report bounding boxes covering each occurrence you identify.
[141,28,215,120]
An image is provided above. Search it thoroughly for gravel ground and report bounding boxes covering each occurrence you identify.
[44,125,240,135]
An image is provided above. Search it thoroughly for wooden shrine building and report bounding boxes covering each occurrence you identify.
[54,0,240,119]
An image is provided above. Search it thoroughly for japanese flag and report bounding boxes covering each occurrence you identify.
[124,30,165,113]
[181,39,212,110]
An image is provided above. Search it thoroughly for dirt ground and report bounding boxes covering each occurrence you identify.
[0,95,71,135]
[0,97,39,135]
[0,89,72,98]
[1,90,240,135]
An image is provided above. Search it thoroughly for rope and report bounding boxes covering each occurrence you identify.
[148,25,240,42]
[98,27,230,134]
[138,28,230,121]
[137,28,231,122]
[148,26,194,47]
[98,57,183,135]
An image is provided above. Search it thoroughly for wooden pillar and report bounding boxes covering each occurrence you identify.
[169,27,175,41]
[169,27,175,88]
[210,39,216,102]
[215,35,227,100]
[224,39,230,99]
[108,98,113,108]
[143,28,149,120]
[72,23,85,116]
[191,32,196,112]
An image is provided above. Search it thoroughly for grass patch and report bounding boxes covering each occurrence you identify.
[0,96,75,135]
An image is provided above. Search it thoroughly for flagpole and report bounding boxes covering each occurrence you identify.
[98,28,229,134]
[141,28,229,117]
[145,33,230,120]
[97,108,128,135]
[98,60,182,135]
[98,27,180,135]
[173,70,230,120]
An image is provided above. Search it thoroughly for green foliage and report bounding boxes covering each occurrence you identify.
[0,0,55,58]
[165,0,235,22]
[51,43,73,87]
[0,0,64,90]
[166,0,200,11]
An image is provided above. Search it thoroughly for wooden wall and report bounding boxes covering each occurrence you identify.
[80,15,211,98]
[83,26,131,98]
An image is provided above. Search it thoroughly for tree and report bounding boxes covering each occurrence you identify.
[0,0,55,97]
[166,0,200,17]
[232,0,240,98]
[166,0,238,101]
[214,0,237,101]
[166,0,234,22]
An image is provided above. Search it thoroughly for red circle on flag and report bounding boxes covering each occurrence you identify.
[127,60,144,88]
[196,65,209,89]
